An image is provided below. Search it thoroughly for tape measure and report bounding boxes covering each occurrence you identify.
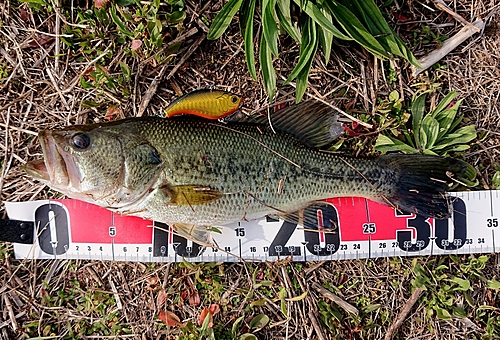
[3,190,499,262]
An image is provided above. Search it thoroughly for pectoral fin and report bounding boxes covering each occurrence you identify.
[172,223,214,245]
[162,185,223,206]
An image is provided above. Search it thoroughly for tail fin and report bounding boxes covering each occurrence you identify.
[379,154,469,219]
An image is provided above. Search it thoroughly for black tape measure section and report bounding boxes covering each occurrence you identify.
[0,219,34,244]
[35,203,70,255]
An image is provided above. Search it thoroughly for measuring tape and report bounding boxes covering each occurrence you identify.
[3,190,499,262]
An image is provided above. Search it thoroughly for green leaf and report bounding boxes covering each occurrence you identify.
[318,7,333,64]
[324,1,389,59]
[231,316,245,336]
[207,0,243,40]
[420,115,440,150]
[430,92,458,117]
[239,334,258,340]
[436,307,452,320]
[411,93,426,149]
[119,62,131,82]
[110,5,134,37]
[374,134,418,154]
[259,32,276,99]
[452,306,467,318]
[262,0,279,56]
[248,314,270,330]
[449,277,471,291]
[285,17,317,84]
[240,0,257,80]
[293,0,351,40]
[276,0,301,42]
[115,0,136,5]
[487,278,500,290]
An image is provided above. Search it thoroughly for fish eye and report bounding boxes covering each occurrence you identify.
[231,96,239,104]
[71,133,91,150]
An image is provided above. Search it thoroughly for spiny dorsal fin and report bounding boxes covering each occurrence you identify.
[227,101,345,148]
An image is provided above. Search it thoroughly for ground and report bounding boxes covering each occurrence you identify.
[1,0,500,339]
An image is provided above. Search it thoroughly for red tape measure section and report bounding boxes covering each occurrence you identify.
[55,199,153,244]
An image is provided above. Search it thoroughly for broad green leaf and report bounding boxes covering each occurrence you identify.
[436,307,452,320]
[411,93,426,149]
[248,314,270,330]
[430,92,458,117]
[345,0,407,59]
[324,1,389,59]
[374,134,418,154]
[285,17,317,84]
[119,62,131,82]
[276,0,301,42]
[240,0,257,80]
[487,278,500,290]
[115,0,136,6]
[392,32,422,67]
[434,125,477,150]
[420,115,440,150]
[449,277,471,291]
[295,21,318,102]
[239,334,258,340]
[435,101,462,141]
[259,32,276,99]
[207,0,243,40]
[262,0,279,57]
[293,0,351,40]
[318,6,333,63]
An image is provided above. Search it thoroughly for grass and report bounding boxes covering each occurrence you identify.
[1,0,500,339]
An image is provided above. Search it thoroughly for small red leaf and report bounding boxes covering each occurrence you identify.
[158,310,182,327]
[188,291,200,306]
[94,0,109,9]
[199,307,213,328]
[29,34,55,47]
[131,39,142,51]
[209,303,220,315]
[20,8,30,22]
[156,290,168,308]
[394,14,410,22]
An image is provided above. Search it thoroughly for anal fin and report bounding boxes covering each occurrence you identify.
[172,223,214,245]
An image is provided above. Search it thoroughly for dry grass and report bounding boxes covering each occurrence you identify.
[1,0,500,339]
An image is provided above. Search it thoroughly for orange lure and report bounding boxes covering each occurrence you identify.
[164,89,242,119]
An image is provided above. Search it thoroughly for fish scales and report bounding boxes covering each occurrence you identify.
[103,117,392,225]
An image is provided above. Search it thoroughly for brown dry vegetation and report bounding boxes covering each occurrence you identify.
[0,0,500,339]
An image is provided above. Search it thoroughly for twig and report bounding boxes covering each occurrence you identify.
[412,19,485,76]
[46,68,70,110]
[108,277,123,310]
[308,310,327,340]
[166,33,206,80]
[3,293,18,331]
[312,282,359,315]
[432,0,480,32]
[137,65,168,117]
[383,287,423,340]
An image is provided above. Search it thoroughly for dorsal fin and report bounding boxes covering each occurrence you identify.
[227,101,345,148]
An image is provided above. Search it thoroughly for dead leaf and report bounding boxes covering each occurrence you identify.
[28,34,55,47]
[198,304,220,328]
[131,39,142,51]
[156,289,168,308]
[20,8,30,22]
[188,291,200,306]
[104,105,122,121]
[94,0,109,9]
[158,310,183,327]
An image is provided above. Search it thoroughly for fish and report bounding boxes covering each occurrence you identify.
[25,101,467,244]
[163,89,242,119]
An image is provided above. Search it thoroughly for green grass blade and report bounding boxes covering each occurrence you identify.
[284,15,317,84]
[318,7,333,64]
[296,21,319,102]
[262,0,279,56]
[259,32,276,99]
[207,0,243,40]
[241,0,257,80]
[276,0,301,42]
[293,0,351,40]
[323,1,389,59]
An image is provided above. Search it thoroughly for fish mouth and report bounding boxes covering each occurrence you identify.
[25,130,79,189]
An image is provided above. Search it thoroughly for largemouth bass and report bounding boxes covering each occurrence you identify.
[163,89,242,119]
[26,102,467,243]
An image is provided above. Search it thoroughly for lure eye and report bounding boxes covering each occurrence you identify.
[231,96,239,104]
[71,133,91,150]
